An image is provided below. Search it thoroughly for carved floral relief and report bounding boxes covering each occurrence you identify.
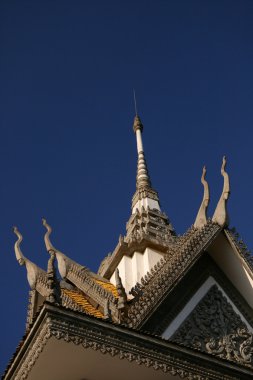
[171,285,253,368]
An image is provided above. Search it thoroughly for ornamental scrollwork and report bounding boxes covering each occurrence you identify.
[171,285,253,368]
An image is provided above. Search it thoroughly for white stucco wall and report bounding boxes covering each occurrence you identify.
[110,248,163,296]
[132,198,160,214]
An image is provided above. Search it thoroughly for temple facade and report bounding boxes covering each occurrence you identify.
[3,115,253,380]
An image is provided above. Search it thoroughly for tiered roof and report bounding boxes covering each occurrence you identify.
[4,114,253,380]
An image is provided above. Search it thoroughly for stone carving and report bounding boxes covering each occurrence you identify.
[115,268,127,313]
[13,321,51,380]
[11,311,241,380]
[171,285,253,368]
[42,218,71,279]
[42,218,121,321]
[13,227,50,297]
[194,166,210,229]
[212,156,230,227]
[127,220,221,327]
[126,206,175,248]
[46,252,61,304]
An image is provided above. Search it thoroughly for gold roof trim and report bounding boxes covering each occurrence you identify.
[94,279,119,299]
[62,289,103,319]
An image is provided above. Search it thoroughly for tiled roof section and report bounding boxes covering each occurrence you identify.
[127,220,221,328]
[61,289,104,319]
[225,228,253,272]
[94,279,119,299]
[60,259,120,319]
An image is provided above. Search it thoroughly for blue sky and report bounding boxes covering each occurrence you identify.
[1,0,253,373]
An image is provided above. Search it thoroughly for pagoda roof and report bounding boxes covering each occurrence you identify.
[3,302,253,380]
[126,220,253,329]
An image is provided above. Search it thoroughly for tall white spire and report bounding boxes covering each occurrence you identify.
[132,115,160,213]
[133,116,151,188]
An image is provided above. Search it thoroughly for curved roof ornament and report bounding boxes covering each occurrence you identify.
[194,166,210,229]
[212,156,230,227]
[42,218,57,253]
[13,226,26,265]
[42,218,69,278]
[13,227,44,290]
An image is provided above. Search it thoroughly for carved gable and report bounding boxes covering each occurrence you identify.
[171,285,253,368]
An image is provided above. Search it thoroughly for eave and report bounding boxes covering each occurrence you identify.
[3,303,253,380]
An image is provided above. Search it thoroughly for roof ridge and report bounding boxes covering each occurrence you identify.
[127,221,221,328]
[225,228,253,273]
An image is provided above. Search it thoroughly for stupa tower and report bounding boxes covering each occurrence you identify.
[98,114,175,295]
[131,114,160,212]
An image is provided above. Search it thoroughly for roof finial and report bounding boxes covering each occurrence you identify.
[13,227,46,291]
[46,251,59,303]
[42,218,69,279]
[42,218,56,253]
[194,166,210,229]
[13,226,26,265]
[131,106,160,212]
[212,156,230,227]
[115,268,127,310]
[133,115,151,189]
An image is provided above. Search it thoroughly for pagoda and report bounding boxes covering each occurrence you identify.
[3,114,253,380]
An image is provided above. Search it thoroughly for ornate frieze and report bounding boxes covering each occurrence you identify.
[126,206,175,246]
[42,219,121,321]
[7,306,247,380]
[131,186,159,209]
[171,285,253,368]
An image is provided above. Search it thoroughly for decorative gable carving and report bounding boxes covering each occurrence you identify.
[171,285,253,368]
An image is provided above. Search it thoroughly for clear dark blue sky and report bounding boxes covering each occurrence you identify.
[1,0,253,373]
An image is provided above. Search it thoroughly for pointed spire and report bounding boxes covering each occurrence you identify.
[194,166,210,229]
[132,115,160,212]
[133,115,152,189]
[212,156,230,227]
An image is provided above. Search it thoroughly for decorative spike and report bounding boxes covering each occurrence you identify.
[42,218,68,279]
[115,268,127,309]
[47,252,55,274]
[212,156,230,227]
[42,218,56,253]
[13,226,26,265]
[104,299,111,320]
[46,252,58,303]
[13,227,46,292]
[194,166,210,229]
